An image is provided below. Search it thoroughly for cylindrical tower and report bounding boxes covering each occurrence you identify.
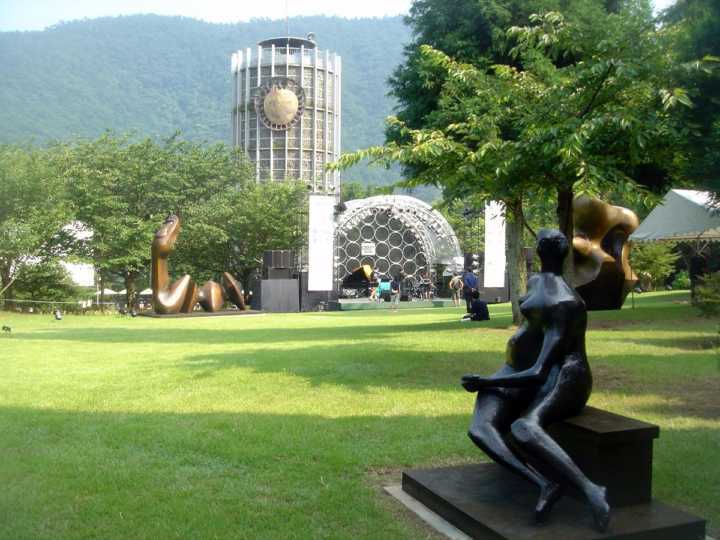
[231,36,341,193]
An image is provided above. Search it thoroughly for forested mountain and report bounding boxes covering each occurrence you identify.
[0,15,411,184]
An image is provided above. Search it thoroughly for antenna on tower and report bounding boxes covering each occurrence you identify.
[285,0,290,39]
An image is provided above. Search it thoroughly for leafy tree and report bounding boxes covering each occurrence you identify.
[11,261,81,304]
[630,242,680,291]
[59,133,253,308]
[387,0,622,167]
[337,2,690,322]
[437,200,485,255]
[662,0,720,188]
[172,182,308,289]
[0,144,71,306]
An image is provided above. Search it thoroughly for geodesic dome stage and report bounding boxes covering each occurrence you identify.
[335,195,462,285]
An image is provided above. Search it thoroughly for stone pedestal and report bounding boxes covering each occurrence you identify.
[402,408,706,539]
[546,406,658,507]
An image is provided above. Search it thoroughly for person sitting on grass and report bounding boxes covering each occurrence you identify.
[461,290,490,322]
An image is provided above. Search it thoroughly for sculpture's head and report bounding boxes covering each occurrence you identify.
[537,229,569,274]
[152,214,180,257]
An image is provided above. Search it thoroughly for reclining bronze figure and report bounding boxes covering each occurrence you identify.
[151,215,199,314]
[151,215,248,314]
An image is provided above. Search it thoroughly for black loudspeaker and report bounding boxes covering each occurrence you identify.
[266,268,292,280]
[256,279,299,312]
[263,250,294,269]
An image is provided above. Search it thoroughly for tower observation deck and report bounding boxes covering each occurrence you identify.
[231,36,342,193]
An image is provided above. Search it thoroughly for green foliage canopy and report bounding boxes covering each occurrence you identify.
[662,0,720,187]
[0,144,72,300]
[11,261,81,304]
[58,133,253,306]
[339,3,691,238]
[172,181,308,287]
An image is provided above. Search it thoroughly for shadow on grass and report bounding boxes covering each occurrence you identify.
[0,405,471,539]
[13,316,515,345]
[181,343,506,391]
[0,403,715,538]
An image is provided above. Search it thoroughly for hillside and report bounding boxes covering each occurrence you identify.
[0,15,411,185]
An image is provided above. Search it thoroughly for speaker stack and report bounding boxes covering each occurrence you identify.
[263,250,294,279]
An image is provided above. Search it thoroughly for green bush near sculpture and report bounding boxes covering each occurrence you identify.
[0,291,716,538]
[631,243,681,291]
[694,272,720,317]
[673,270,692,290]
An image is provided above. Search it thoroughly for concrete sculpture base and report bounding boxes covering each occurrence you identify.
[402,464,705,539]
[401,407,705,539]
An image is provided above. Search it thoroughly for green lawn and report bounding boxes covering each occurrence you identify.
[0,291,718,538]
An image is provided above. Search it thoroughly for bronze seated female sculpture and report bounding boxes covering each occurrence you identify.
[461,229,610,531]
[151,215,246,314]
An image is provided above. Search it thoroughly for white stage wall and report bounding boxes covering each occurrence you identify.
[484,201,506,288]
[307,194,336,291]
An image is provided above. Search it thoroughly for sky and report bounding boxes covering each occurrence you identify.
[0,0,676,32]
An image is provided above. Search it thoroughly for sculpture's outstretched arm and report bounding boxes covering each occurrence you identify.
[462,322,565,391]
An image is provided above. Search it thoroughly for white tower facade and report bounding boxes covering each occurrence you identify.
[231,36,342,193]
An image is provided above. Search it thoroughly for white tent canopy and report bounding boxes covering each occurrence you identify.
[630,189,720,242]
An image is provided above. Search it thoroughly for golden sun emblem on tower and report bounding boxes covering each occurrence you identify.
[263,87,299,126]
[254,77,305,130]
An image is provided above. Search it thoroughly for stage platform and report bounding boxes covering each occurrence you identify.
[334,298,457,311]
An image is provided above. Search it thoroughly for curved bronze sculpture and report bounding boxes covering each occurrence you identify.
[198,281,225,312]
[461,229,610,531]
[151,215,199,314]
[151,215,252,315]
[573,196,639,310]
[223,272,246,310]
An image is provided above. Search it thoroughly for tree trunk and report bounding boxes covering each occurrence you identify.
[99,274,105,313]
[0,265,14,311]
[557,186,575,282]
[506,198,527,325]
[124,271,138,310]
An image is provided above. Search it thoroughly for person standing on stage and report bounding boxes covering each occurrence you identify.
[462,267,478,313]
[390,273,401,311]
[449,272,463,307]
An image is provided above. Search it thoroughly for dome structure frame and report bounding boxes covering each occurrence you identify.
[335,195,462,284]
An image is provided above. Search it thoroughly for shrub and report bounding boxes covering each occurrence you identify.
[12,261,81,303]
[630,242,680,291]
[694,272,720,317]
[672,270,691,290]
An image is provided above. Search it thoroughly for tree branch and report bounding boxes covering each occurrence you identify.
[578,62,615,119]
